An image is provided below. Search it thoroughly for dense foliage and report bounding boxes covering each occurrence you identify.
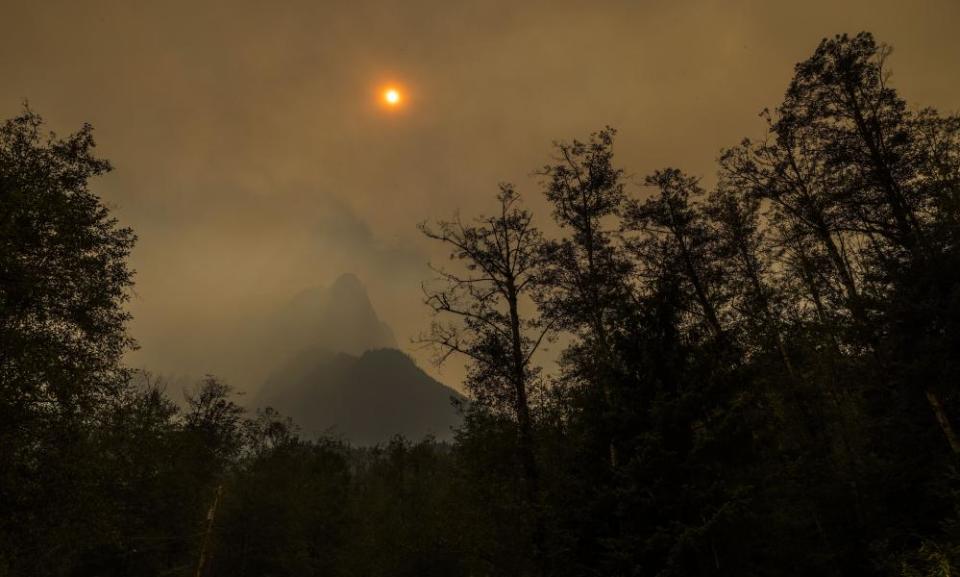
[2,32,959,576]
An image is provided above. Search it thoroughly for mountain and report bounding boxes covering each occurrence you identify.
[271,272,397,357]
[256,273,463,444]
[256,348,464,445]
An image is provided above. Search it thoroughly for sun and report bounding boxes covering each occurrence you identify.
[384,88,401,106]
[376,82,407,112]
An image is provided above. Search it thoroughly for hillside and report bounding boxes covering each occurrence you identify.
[256,347,464,444]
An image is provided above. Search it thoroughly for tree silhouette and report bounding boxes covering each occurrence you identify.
[0,107,137,575]
[420,185,549,576]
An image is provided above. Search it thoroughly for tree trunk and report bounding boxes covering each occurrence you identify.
[926,389,960,455]
[195,484,222,577]
[507,285,544,576]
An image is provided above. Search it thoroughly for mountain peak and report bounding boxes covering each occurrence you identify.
[330,272,363,294]
[272,274,397,357]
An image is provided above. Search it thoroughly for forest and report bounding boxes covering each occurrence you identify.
[2,32,960,576]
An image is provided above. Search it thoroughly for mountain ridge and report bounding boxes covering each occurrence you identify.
[256,347,464,445]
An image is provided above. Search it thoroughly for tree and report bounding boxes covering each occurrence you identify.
[723,33,960,457]
[0,107,137,575]
[0,107,136,417]
[623,168,728,342]
[420,185,549,576]
[539,127,629,342]
[539,127,631,467]
[213,437,351,577]
[183,376,246,463]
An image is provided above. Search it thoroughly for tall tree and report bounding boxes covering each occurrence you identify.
[539,127,631,466]
[0,107,137,575]
[420,185,549,576]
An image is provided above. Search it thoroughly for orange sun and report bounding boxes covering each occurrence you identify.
[381,85,403,108]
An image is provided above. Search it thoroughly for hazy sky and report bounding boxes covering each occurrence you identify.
[2,0,958,394]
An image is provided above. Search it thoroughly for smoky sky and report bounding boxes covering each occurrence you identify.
[2,0,958,394]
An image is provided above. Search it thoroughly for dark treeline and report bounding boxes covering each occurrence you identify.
[3,32,960,576]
